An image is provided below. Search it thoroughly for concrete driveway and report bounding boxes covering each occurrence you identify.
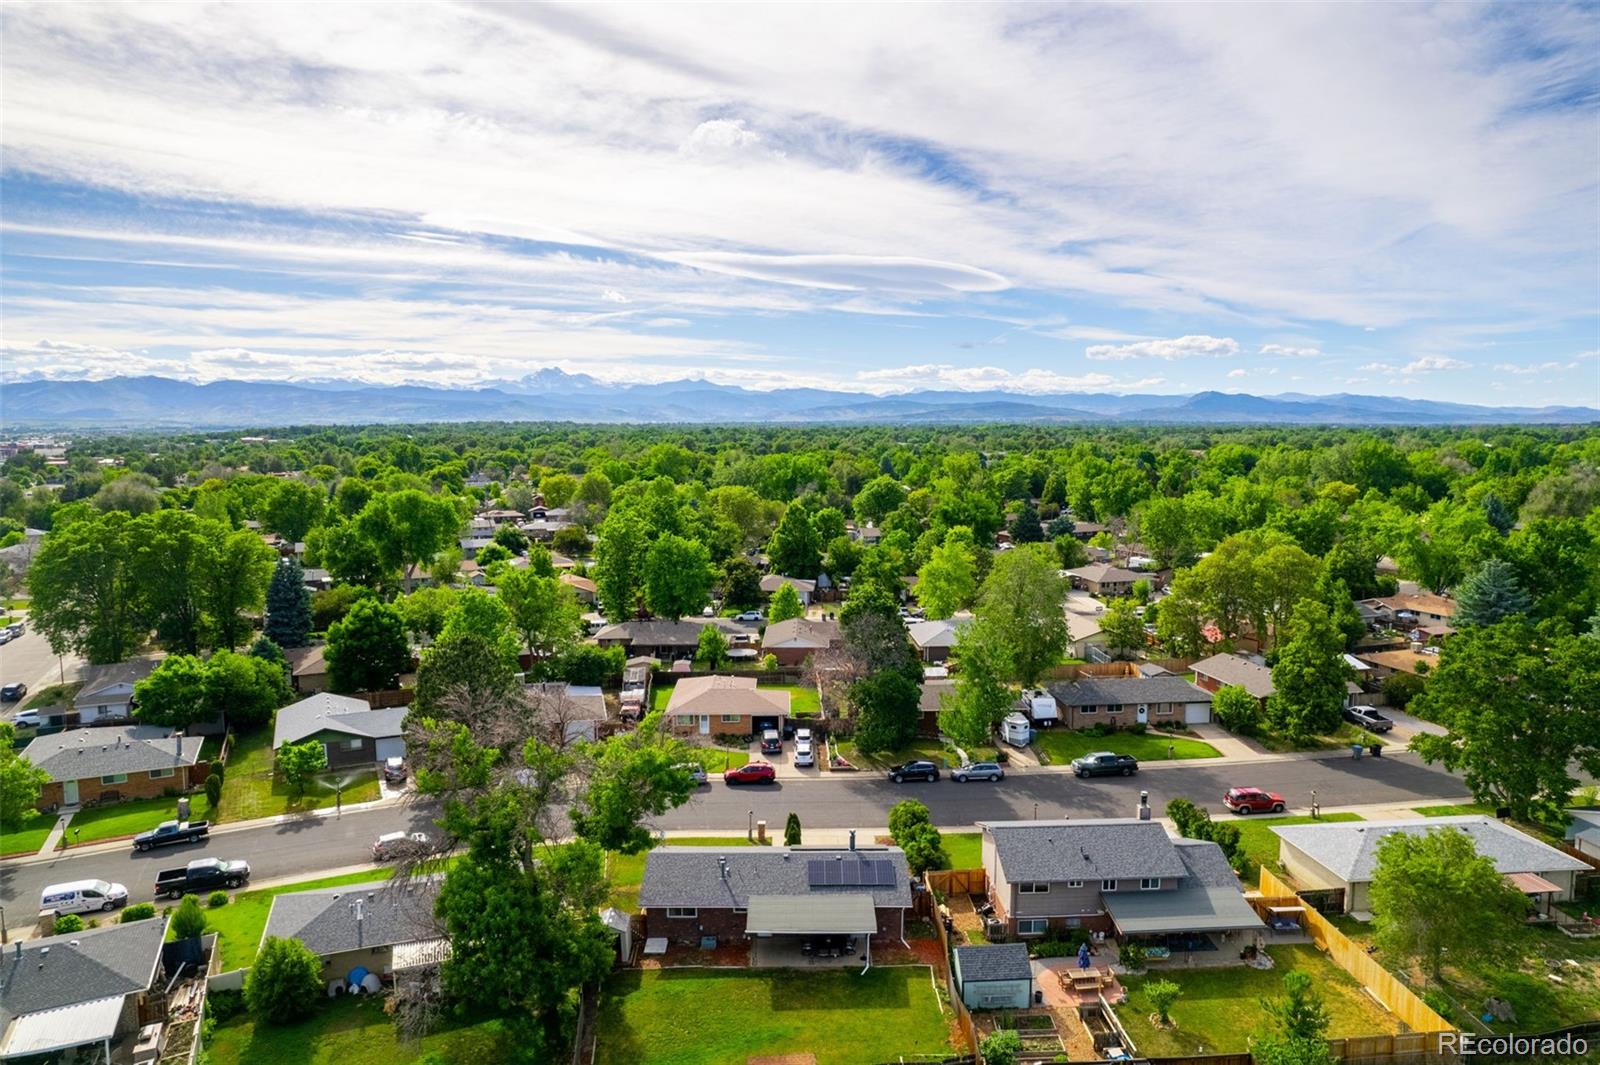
[1382,709,1447,744]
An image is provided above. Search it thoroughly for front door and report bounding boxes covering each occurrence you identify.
[699,715,710,735]
[63,780,79,805]
[1136,703,1149,724]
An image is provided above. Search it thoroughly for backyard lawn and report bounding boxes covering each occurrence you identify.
[943,831,981,870]
[596,967,953,1065]
[1032,728,1220,765]
[1255,722,1374,753]
[208,867,400,970]
[217,729,380,823]
[1116,944,1400,1056]
[1227,813,1363,875]
[607,836,754,912]
[0,809,56,857]
[206,993,524,1065]
[65,793,215,846]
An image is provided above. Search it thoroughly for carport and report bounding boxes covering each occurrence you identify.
[746,894,878,971]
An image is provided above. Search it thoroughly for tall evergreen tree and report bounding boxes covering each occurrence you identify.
[264,558,314,648]
[1482,492,1515,537]
[1007,501,1044,544]
[1453,557,1532,627]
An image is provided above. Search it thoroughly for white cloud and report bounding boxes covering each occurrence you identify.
[1259,343,1321,358]
[1493,361,1575,375]
[679,119,768,159]
[1360,355,1471,377]
[1084,335,1239,361]
[1227,368,1248,378]
[852,363,1162,394]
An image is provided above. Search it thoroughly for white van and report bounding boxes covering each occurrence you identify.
[41,878,129,915]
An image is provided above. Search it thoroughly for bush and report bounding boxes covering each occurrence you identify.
[53,913,85,935]
[784,812,802,846]
[206,989,246,1022]
[1027,931,1090,958]
[980,1029,1022,1065]
[1382,672,1425,712]
[900,822,945,875]
[204,773,223,808]
[1129,722,1147,735]
[245,936,323,1023]
[1120,941,1148,972]
[119,902,157,923]
[208,890,231,909]
[1212,683,1263,734]
[1147,979,1181,1024]
[1421,988,1453,1021]
[209,759,225,784]
[888,799,932,842]
[761,653,779,671]
[171,894,208,939]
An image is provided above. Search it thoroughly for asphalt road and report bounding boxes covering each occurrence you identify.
[0,626,83,721]
[1,749,1469,917]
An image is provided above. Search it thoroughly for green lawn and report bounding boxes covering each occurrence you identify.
[1116,944,1400,1056]
[607,836,755,912]
[1414,803,1494,818]
[22,682,81,711]
[65,792,215,846]
[833,736,955,770]
[681,745,750,772]
[209,867,401,970]
[943,831,981,870]
[0,809,57,857]
[1226,813,1363,876]
[596,967,953,1065]
[1032,728,1220,765]
[217,729,380,823]
[206,993,524,1065]
[1255,722,1374,753]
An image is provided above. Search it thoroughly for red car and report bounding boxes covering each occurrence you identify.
[723,761,777,786]
[1224,787,1286,814]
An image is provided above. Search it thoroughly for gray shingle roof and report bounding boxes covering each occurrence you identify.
[1047,675,1212,708]
[1271,816,1591,883]
[978,819,1189,882]
[272,693,407,749]
[1173,839,1239,888]
[953,943,1032,984]
[1066,564,1139,584]
[762,618,840,649]
[262,878,442,957]
[0,917,167,1030]
[527,682,607,721]
[638,846,912,910]
[594,619,705,646]
[74,656,163,705]
[22,725,203,783]
[1190,653,1275,699]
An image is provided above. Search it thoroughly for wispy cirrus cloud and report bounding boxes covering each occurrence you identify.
[1085,335,1240,361]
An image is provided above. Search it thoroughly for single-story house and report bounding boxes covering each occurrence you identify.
[952,943,1034,1010]
[0,916,171,1062]
[663,675,790,737]
[23,725,204,809]
[978,819,1263,951]
[283,644,331,694]
[1046,675,1213,728]
[1564,811,1600,860]
[595,619,712,661]
[638,845,913,952]
[1272,816,1591,915]
[73,656,164,724]
[559,572,597,604]
[261,878,447,981]
[1064,564,1139,598]
[760,617,841,667]
[1065,611,1109,660]
[917,678,956,735]
[458,532,496,559]
[272,693,407,768]
[1190,653,1275,701]
[300,567,334,592]
[760,574,816,605]
[1355,649,1438,680]
[907,618,970,663]
[1071,521,1108,542]
[1359,593,1457,626]
[526,681,608,744]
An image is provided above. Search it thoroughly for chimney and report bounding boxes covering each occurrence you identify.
[848,830,856,851]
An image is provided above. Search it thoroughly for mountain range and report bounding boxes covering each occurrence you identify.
[2,374,1595,429]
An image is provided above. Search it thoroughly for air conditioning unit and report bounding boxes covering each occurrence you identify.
[984,917,1006,940]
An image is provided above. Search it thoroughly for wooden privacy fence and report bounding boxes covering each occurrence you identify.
[1128,1032,1459,1065]
[925,868,987,899]
[929,891,980,1058]
[1257,868,1452,1035]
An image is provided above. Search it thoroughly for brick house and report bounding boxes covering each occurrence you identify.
[639,845,913,953]
[760,617,841,667]
[663,675,790,737]
[271,693,407,769]
[24,725,203,809]
[979,819,1264,951]
[1045,674,1213,728]
[1064,564,1139,598]
[595,619,714,661]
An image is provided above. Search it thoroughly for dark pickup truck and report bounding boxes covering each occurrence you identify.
[133,819,210,852]
[154,858,251,898]
[1071,751,1139,778]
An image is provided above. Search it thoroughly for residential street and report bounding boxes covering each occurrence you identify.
[0,749,1471,917]
[0,627,82,722]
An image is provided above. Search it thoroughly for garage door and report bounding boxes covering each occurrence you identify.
[375,737,407,761]
[1184,701,1211,724]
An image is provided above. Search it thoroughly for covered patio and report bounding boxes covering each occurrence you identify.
[0,995,125,1063]
[746,894,877,970]
[1507,871,1563,921]
[1105,885,1266,967]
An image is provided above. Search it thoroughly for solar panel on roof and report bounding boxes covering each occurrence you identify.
[807,860,827,886]
[826,862,842,885]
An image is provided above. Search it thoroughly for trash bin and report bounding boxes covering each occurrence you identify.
[1035,990,1044,1005]
[1350,744,1364,760]
[177,796,191,820]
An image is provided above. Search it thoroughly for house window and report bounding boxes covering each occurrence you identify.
[1101,880,1118,892]
[665,908,697,919]
[720,715,742,723]
[1066,880,1084,889]
[1106,705,1124,714]
[732,907,746,914]
[1019,882,1049,895]
[345,738,363,750]
[1140,878,1161,891]
[1016,919,1047,936]
[100,773,127,785]
[1079,705,1097,715]
[149,768,174,779]
[1156,704,1172,715]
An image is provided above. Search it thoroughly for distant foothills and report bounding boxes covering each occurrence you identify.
[4,372,1597,429]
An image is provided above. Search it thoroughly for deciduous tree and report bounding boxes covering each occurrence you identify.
[849,670,920,754]
[767,582,804,624]
[1100,597,1146,660]
[325,598,410,693]
[1211,684,1262,735]
[1268,601,1349,743]
[642,532,713,619]
[915,532,977,619]
[971,545,1066,686]
[277,739,328,797]
[29,509,145,663]
[246,936,323,1022]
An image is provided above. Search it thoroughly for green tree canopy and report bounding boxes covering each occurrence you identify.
[245,936,323,1023]
[264,558,313,648]
[971,545,1067,686]
[325,597,410,693]
[767,581,804,624]
[1267,600,1349,743]
[642,532,713,619]
[1453,557,1532,627]
[915,531,977,619]
[849,670,921,754]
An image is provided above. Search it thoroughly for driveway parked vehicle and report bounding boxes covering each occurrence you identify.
[372,831,430,860]
[724,762,777,785]
[1,682,26,702]
[793,740,815,768]
[952,761,1004,782]
[1343,706,1394,733]
[382,756,408,783]
[133,819,210,851]
[673,762,709,786]
[888,760,940,783]
[155,857,251,898]
[1071,752,1138,777]
[12,709,40,729]
[760,729,782,754]
[734,610,764,622]
[1223,787,1286,814]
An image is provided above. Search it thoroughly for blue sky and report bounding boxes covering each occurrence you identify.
[2,2,1597,405]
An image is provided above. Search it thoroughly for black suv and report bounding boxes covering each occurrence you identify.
[888,760,940,783]
[1,682,26,702]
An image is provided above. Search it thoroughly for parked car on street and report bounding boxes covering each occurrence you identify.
[372,831,431,860]
[673,762,709,786]
[12,709,40,729]
[1343,706,1394,733]
[1223,787,1287,814]
[734,610,764,623]
[724,761,777,785]
[132,819,210,851]
[1070,752,1138,778]
[0,631,12,646]
[760,729,782,754]
[155,858,251,898]
[952,761,1004,783]
[41,879,128,915]
[888,760,940,783]
[1,682,27,702]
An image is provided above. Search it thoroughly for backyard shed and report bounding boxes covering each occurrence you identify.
[951,943,1034,1010]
